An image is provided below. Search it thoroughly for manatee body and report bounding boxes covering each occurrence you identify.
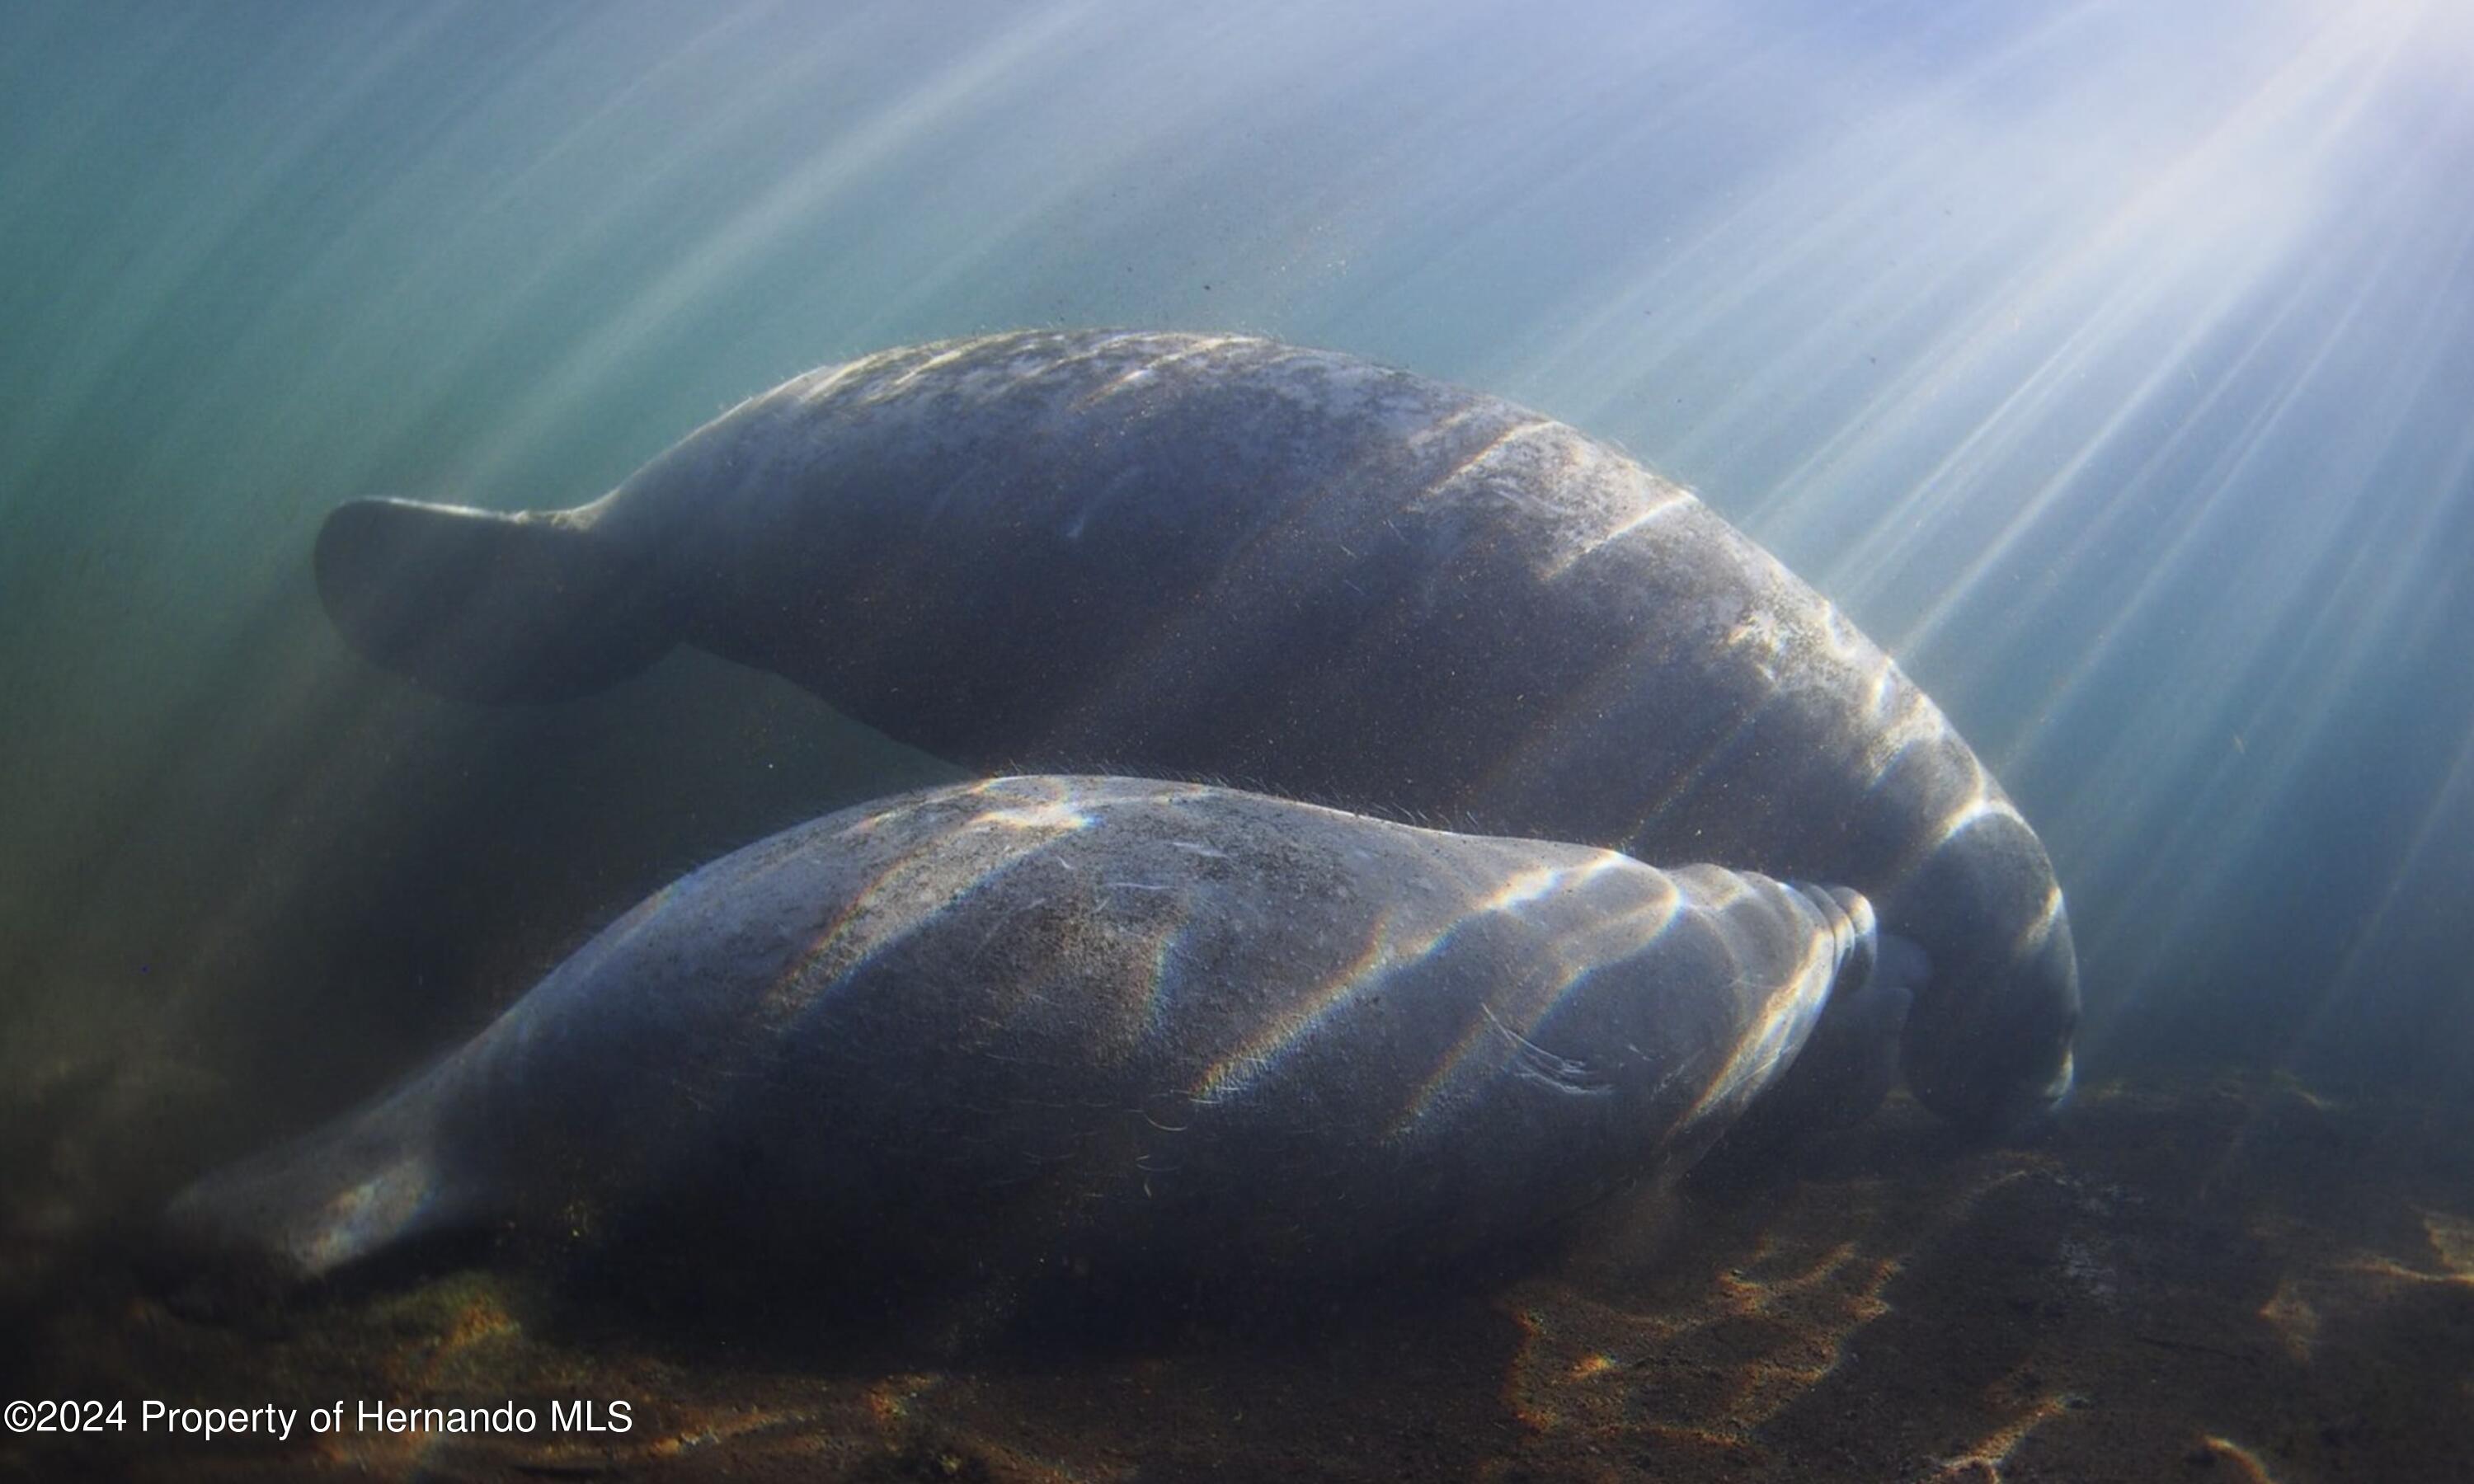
[164,777,1913,1305]
[317,330,2074,1130]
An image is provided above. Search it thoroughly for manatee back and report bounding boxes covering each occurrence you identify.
[696,789,1863,1284]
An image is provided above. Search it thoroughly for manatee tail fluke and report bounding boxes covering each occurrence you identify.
[315,498,677,703]
[147,1086,481,1313]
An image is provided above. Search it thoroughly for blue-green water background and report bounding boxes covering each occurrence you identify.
[4,0,2471,1207]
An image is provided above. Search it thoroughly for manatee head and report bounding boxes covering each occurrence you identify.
[1883,804,2080,1140]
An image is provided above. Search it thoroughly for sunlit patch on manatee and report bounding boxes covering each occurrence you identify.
[158,777,1914,1325]
[312,329,2074,1134]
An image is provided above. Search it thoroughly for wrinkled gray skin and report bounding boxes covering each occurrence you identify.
[164,777,1915,1300]
[317,330,2075,1131]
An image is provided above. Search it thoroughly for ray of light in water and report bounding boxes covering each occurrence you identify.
[1450,0,2474,1090]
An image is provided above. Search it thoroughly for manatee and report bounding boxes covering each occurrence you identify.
[162,777,1917,1314]
[315,329,2075,1131]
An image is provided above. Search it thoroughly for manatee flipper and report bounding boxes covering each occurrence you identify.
[1804,930,1925,1129]
[314,497,678,703]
